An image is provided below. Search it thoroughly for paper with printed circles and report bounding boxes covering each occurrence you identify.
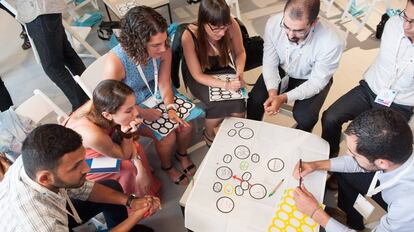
[208,73,248,101]
[185,117,329,232]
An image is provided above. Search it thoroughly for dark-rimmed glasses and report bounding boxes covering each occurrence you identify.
[207,23,231,34]
[400,10,414,26]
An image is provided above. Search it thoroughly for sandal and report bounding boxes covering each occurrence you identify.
[175,152,196,176]
[161,165,188,185]
[203,129,214,148]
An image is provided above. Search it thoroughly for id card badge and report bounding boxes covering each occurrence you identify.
[374,89,398,107]
[353,194,375,219]
[142,95,162,108]
[279,75,290,94]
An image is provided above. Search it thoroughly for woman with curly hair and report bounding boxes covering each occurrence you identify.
[181,0,246,146]
[103,6,194,185]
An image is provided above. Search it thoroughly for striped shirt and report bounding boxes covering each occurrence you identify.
[0,157,94,231]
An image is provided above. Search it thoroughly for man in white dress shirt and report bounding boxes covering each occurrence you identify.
[247,0,346,132]
[322,0,414,158]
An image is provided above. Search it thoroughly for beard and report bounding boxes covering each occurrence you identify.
[53,173,87,189]
[288,36,300,43]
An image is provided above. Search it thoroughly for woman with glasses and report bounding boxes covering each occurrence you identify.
[181,0,247,146]
[103,6,194,186]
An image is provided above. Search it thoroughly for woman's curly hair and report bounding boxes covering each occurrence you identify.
[118,6,168,65]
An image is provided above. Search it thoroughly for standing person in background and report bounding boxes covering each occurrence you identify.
[0,2,31,50]
[181,0,247,146]
[14,0,89,111]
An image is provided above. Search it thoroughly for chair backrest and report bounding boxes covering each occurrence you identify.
[15,89,68,124]
[76,53,108,98]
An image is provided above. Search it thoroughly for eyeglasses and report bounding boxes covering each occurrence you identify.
[400,10,414,25]
[280,18,312,36]
[207,23,230,34]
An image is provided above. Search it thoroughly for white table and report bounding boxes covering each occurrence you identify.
[181,117,329,232]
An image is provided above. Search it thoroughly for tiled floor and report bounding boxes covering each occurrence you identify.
[1,0,405,231]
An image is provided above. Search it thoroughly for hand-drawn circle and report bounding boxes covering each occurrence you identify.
[267,158,285,172]
[234,145,250,159]
[234,122,244,128]
[175,98,184,105]
[179,107,188,114]
[216,166,233,180]
[216,197,234,214]
[239,161,249,171]
[157,117,166,124]
[213,182,222,193]
[164,121,174,129]
[238,128,254,139]
[223,184,234,195]
[227,129,237,137]
[235,185,244,196]
[241,181,249,190]
[143,119,152,124]
[152,122,161,129]
[222,94,231,99]
[159,127,169,134]
[223,154,232,163]
[183,102,192,109]
[159,104,166,110]
[162,113,168,118]
[251,153,260,163]
[249,184,267,199]
[242,172,252,181]
[211,91,221,96]
[211,95,221,100]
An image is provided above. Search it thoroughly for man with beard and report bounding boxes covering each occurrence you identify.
[293,109,414,231]
[0,124,160,231]
[247,0,345,132]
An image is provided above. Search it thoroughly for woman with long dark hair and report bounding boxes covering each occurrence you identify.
[181,0,246,146]
[65,80,160,197]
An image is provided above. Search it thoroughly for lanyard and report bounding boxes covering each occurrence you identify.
[136,58,158,97]
[388,36,414,89]
[366,156,414,197]
[47,189,83,224]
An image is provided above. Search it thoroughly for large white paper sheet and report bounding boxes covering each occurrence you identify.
[185,118,329,232]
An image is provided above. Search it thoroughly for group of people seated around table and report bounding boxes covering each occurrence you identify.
[1,0,414,231]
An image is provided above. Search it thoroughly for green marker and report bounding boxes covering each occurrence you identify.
[268,178,284,197]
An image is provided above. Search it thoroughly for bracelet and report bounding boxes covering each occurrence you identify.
[310,205,321,219]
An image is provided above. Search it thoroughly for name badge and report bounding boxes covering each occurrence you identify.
[353,194,375,219]
[374,89,397,107]
[279,75,290,94]
[142,95,162,108]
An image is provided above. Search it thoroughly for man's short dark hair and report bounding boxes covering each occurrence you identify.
[284,0,320,23]
[345,109,413,164]
[22,124,83,179]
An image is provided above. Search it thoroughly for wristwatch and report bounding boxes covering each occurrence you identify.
[125,194,137,208]
[166,104,177,111]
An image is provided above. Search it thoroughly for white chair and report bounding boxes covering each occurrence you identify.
[226,0,241,19]
[340,0,394,34]
[74,53,108,98]
[15,89,68,124]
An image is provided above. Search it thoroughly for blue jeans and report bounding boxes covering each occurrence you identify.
[25,14,89,111]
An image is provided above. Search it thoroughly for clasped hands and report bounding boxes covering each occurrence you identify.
[263,93,287,115]
[129,195,161,219]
